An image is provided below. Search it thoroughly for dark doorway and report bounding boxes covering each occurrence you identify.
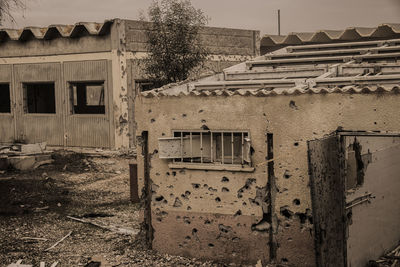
[0,84,11,113]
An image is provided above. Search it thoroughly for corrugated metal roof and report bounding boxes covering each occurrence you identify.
[141,85,400,97]
[0,20,113,41]
[261,23,400,52]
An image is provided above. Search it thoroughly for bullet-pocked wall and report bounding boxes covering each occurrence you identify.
[135,91,400,265]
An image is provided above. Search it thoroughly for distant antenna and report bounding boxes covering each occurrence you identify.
[278,9,281,36]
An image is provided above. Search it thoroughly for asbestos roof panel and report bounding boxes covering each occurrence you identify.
[261,23,400,47]
[0,20,114,42]
[141,85,400,98]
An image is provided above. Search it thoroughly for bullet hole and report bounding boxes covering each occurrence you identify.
[192,183,200,189]
[215,197,221,202]
[179,169,185,174]
[295,212,308,224]
[374,122,377,125]
[289,100,298,110]
[222,187,230,192]
[237,178,256,198]
[281,258,288,263]
[183,217,191,224]
[201,119,206,123]
[263,113,267,116]
[293,199,301,205]
[221,176,229,182]
[280,206,294,219]
[203,184,208,188]
[204,219,211,224]
[172,171,177,176]
[157,217,162,222]
[187,206,192,210]
[201,125,210,130]
[234,210,242,217]
[185,236,191,240]
[155,196,164,202]
[166,172,170,176]
[208,187,217,192]
[162,133,166,136]
[156,173,160,176]
[294,142,299,146]
[150,118,155,123]
[374,108,377,111]
[218,224,232,233]
[148,109,152,113]
[208,243,214,248]
[167,185,174,189]
[198,109,204,113]
[242,202,247,206]
[173,197,182,207]
[284,170,291,179]
[176,215,180,219]
[181,191,191,200]
[182,114,187,117]
[170,193,174,197]
[172,118,176,120]
[192,228,198,234]
[232,237,240,242]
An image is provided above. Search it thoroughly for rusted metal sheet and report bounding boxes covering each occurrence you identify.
[64,60,111,148]
[346,136,400,267]
[129,164,139,203]
[14,63,63,146]
[308,135,346,267]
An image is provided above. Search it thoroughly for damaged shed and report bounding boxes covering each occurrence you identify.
[135,27,400,266]
[0,19,259,150]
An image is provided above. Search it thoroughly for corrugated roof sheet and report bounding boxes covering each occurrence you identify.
[141,35,400,98]
[0,20,113,41]
[261,23,400,51]
[141,85,400,97]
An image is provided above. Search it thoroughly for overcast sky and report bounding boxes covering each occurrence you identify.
[5,0,400,35]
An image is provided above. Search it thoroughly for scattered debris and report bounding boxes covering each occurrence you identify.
[369,244,400,266]
[44,231,72,252]
[0,142,53,171]
[7,259,32,267]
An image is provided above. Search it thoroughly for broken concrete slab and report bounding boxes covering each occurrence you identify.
[8,156,36,171]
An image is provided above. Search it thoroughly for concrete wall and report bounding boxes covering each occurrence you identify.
[0,35,111,57]
[134,92,400,265]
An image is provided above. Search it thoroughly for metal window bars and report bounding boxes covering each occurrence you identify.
[170,130,251,165]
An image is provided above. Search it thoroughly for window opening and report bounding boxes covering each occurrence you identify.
[0,84,11,113]
[159,130,251,166]
[24,83,56,114]
[69,82,105,114]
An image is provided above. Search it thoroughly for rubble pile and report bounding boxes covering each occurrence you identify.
[0,142,53,171]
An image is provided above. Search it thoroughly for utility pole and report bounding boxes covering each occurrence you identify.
[278,9,281,36]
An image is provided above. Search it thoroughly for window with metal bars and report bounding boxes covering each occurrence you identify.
[158,130,252,169]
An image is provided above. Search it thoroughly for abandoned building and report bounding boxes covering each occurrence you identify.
[135,25,400,266]
[0,19,259,149]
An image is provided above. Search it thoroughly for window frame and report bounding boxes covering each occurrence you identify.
[159,129,254,172]
[68,81,106,115]
[23,82,56,114]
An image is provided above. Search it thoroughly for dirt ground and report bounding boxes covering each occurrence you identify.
[0,152,242,267]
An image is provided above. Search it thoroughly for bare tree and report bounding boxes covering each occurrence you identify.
[0,0,25,26]
[143,0,208,86]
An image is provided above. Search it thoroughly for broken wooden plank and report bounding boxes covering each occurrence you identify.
[44,231,72,252]
[40,262,45,267]
[50,262,58,267]
[21,237,48,241]
[67,216,138,236]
